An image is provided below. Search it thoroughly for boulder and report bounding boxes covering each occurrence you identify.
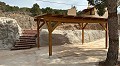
[0,17,21,49]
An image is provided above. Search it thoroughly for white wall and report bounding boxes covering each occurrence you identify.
[67,8,77,16]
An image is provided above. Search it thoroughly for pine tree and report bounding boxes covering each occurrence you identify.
[30,3,41,16]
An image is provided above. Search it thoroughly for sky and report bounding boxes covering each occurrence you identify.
[0,0,88,11]
[1,0,120,12]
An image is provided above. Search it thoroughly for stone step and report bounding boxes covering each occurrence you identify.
[22,33,36,35]
[15,41,36,44]
[15,43,36,46]
[16,39,36,42]
[11,30,37,50]
[11,46,31,50]
[15,41,26,43]
[20,36,34,38]
[22,34,36,36]
[14,44,29,47]
[15,42,36,44]
[15,42,36,45]
[22,30,37,33]
[19,36,36,39]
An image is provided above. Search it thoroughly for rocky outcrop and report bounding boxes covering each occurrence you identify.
[6,14,36,29]
[0,17,21,49]
[0,12,37,29]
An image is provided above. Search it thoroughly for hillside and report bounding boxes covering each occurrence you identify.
[0,1,68,30]
[0,11,36,29]
[1,1,120,30]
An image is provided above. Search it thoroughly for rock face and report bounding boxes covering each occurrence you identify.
[0,17,21,49]
[6,14,36,29]
[0,12,36,29]
[40,29,105,46]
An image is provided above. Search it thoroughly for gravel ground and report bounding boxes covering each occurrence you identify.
[0,30,120,66]
[0,38,114,66]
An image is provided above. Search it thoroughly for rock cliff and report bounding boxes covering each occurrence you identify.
[0,17,21,49]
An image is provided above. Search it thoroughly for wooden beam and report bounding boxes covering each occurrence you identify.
[48,22,53,32]
[105,23,108,49]
[99,23,106,30]
[78,23,82,29]
[37,20,40,48]
[39,22,45,29]
[45,21,51,32]
[83,23,88,29]
[44,17,107,23]
[51,22,61,32]
[82,23,84,44]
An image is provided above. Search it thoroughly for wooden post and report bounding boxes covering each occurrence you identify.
[37,21,40,48]
[48,21,52,56]
[105,23,108,49]
[49,31,52,56]
[82,23,84,44]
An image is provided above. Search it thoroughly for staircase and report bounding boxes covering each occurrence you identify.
[11,30,37,50]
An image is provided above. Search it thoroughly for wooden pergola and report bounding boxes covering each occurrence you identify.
[34,14,108,56]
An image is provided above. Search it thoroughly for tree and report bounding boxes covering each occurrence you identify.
[20,7,31,12]
[12,6,19,11]
[41,7,67,15]
[88,0,119,66]
[4,5,13,12]
[41,7,53,14]
[105,0,119,66]
[0,1,6,6]
[30,3,41,16]
[77,11,82,16]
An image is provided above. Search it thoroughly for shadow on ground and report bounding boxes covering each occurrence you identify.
[37,43,108,66]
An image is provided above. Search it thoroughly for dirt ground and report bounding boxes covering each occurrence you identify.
[0,38,120,66]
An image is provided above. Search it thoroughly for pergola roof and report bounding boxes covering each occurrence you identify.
[34,14,108,23]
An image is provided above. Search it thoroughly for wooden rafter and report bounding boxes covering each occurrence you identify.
[43,17,107,23]
[39,22,45,29]
[51,22,61,32]
[48,21,53,32]
[45,21,51,32]
[99,23,106,30]
[35,14,107,21]
[82,23,88,29]
[78,23,82,29]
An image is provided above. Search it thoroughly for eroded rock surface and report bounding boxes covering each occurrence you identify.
[0,17,21,49]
